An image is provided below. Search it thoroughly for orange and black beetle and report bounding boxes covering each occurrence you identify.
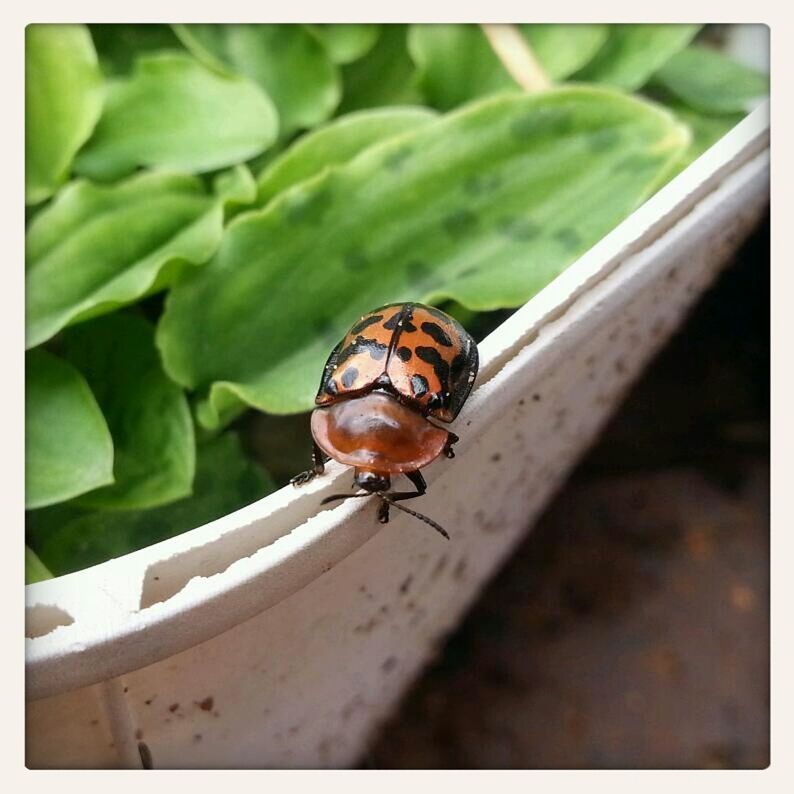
[291,302,479,538]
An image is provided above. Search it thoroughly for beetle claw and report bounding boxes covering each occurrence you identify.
[290,469,316,486]
[443,433,459,459]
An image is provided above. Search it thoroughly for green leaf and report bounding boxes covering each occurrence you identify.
[25,24,104,205]
[213,162,258,216]
[62,314,195,511]
[89,24,184,75]
[28,433,273,576]
[74,53,277,180]
[26,350,114,509]
[157,87,689,425]
[408,24,516,111]
[255,106,437,207]
[26,545,54,585]
[573,24,701,90]
[306,24,380,64]
[668,103,744,174]
[338,25,421,113]
[651,45,769,115]
[26,169,244,348]
[519,24,609,80]
[408,24,610,110]
[173,25,340,138]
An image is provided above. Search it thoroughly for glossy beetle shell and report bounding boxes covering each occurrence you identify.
[311,392,449,473]
[315,302,478,423]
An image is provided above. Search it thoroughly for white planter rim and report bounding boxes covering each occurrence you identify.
[25,104,770,702]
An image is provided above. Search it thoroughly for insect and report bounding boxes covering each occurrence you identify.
[291,302,479,538]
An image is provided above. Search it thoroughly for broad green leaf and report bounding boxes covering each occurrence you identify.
[668,103,744,174]
[408,24,610,110]
[338,25,421,113]
[63,314,195,511]
[519,24,609,80]
[26,169,248,348]
[89,24,184,75]
[26,546,54,584]
[651,45,769,115]
[74,53,277,180]
[28,434,273,576]
[173,24,340,138]
[574,24,701,90]
[157,87,689,425]
[26,350,114,509]
[306,24,380,64]
[25,24,104,205]
[214,162,258,215]
[255,106,437,207]
[408,24,516,111]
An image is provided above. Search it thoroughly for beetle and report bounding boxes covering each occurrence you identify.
[291,302,479,538]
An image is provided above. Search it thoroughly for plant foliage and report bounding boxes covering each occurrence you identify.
[24,23,768,577]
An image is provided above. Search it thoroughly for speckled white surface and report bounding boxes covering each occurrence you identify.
[25,106,769,769]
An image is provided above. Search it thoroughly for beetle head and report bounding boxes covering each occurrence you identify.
[354,469,391,493]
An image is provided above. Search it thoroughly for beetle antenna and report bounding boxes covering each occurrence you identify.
[319,493,450,540]
[379,496,450,540]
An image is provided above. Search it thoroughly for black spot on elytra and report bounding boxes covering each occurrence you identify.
[450,349,469,382]
[343,251,370,271]
[587,127,622,152]
[396,346,412,362]
[324,378,339,396]
[384,311,417,333]
[416,346,450,385]
[350,314,383,335]
[285,188,333,224]
[411,374,429,398]
[443,209,478,237]
[340,367,359,388]
[555,228,583,250]
[497,215,539,242]
[383,313,400,330]
[463,172,502,196]
[421,321,453,347]
[337,336,387,364]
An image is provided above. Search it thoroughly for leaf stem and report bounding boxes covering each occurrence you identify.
[481,24,552,93]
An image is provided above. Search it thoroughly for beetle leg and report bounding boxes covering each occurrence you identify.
[403,469,427,495]
[290,440,329,486]
[443,431,460,459]
[376,471,427,524]
[383,470,427,503]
